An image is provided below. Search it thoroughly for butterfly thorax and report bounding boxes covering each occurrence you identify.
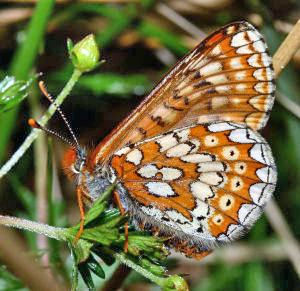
[63,146,112,204]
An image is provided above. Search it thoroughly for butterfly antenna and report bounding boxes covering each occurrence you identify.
[38,81,80,149]
[28,118,74,147]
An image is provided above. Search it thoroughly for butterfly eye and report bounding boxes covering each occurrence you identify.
[73,160,84,174]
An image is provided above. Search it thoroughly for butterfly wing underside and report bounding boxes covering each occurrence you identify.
[94,21,275,166]
[109,122,277,258]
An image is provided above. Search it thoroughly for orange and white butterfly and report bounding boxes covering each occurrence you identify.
[63,21,277,259]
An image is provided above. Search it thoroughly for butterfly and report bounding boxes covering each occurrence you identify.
[62,21,277,259]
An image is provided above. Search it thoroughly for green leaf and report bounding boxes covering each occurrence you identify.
[0,75,37,113]
[85,255,105,279]
[78,262,95,291]
[70,182,116,232]
[91,248,116,266]
[96,209,121,225]
[139,258,165,276]
[72,240,94,264]
[125,233,168,258]
[100,214,126,229]
[77,73,150,96]
[80,227,119,246]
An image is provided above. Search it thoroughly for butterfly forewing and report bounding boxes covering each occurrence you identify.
[94,21,275,166]
[109,122,276,257]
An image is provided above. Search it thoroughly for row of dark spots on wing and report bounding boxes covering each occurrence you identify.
[191,74,218,111]
[173,89,190,106]
[137,127,147,138]
[148,90,187,131]
[163,101,184,111]
[150,115,165,127]
[247,63,275,114]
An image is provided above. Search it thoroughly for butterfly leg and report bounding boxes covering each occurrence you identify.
[114,190,129,253]
[73,187,85,245]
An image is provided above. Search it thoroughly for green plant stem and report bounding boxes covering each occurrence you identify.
[71,257,79,291]
[0,215,67,241]
[111,251,167,287]
[0,68,82,179]
[0,0,55,164]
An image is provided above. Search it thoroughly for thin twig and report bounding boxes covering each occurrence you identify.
[101,264,131,291]
[276,92,300,120]
[31,93,50,274]
[265,199,300,277]
[171,241,286,265]
[156,3,207,40]
[267,18,300,278]
[273,18,300,78]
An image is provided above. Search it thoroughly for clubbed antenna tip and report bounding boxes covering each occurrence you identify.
[28,118,40,129]
[28,117,74,147]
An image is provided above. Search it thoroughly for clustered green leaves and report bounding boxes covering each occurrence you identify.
[64,183,179,291]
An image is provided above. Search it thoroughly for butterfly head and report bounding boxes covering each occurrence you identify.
[62,146,88,182]
[62,145,112,203]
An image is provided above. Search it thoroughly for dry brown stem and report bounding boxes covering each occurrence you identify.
[0,226,69,291]
[273,18,300,78]
[265,199,300,278]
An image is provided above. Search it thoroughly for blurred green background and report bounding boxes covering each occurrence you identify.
[0,0,299,290]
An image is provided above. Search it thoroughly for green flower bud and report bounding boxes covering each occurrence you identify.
[68,34,102,73]
[163,275,189,291]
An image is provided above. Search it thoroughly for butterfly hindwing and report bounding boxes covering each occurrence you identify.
[109,122,277,257]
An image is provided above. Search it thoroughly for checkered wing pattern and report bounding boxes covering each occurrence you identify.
[110,122,277,258]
